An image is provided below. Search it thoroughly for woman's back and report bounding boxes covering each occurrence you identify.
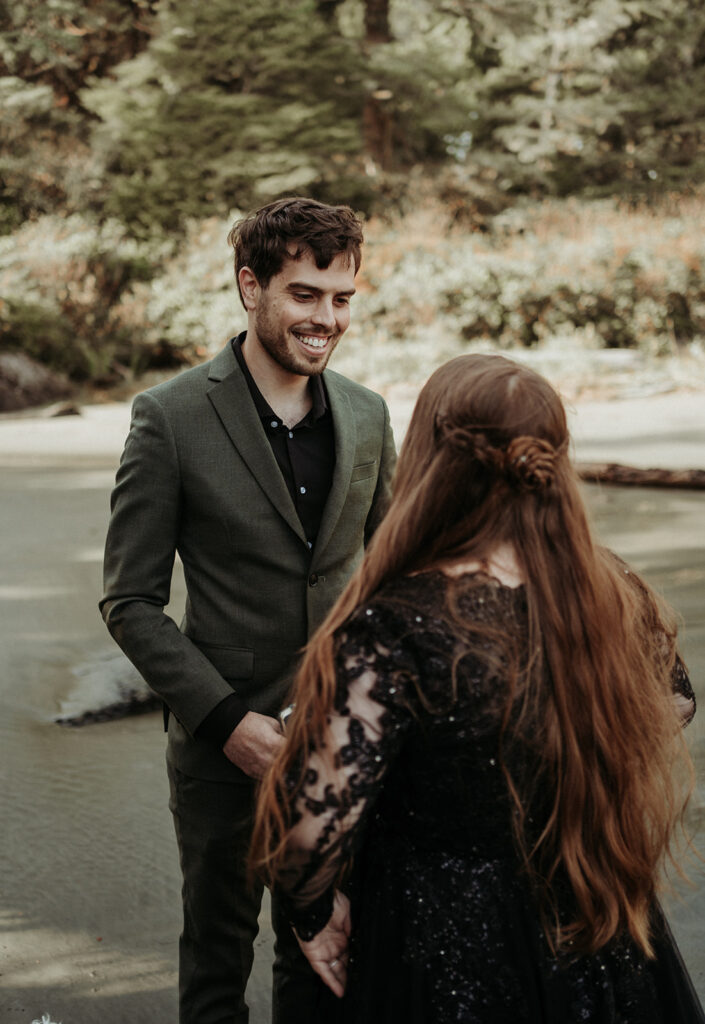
[348,571,526,853]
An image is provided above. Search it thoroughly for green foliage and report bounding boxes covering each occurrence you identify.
[1,298,79,372]
[82,0,483,233]
[85,0,371,233]
[454,0,705,199]
[363,6,475,166]
[0,214,191,381]
[0,0,157,230]
[0,76,94,234]
[4,0,705,235]
[0,0,157,106]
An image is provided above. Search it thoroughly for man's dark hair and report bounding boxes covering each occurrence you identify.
[228,196,364,305]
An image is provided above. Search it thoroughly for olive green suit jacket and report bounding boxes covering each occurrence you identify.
[100,342,396,782]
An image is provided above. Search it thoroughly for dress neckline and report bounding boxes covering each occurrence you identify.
[406,567,527,593]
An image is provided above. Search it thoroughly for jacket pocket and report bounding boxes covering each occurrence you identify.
[350,459,377,483]
[194,641,255,681]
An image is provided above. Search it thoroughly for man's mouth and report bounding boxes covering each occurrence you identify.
[293,331,330,350]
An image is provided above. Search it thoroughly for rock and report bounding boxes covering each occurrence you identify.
[0,351,74,412]
[43,400,82,417]
[54,649,161,726]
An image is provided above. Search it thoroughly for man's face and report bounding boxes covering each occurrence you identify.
[243,248,356,377]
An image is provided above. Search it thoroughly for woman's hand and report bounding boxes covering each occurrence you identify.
[295,891,351,998]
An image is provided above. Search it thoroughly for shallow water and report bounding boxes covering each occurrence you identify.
[0,464,703,1023]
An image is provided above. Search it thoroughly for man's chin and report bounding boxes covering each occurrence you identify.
[277,354,328,378]
[291,346,335,377]
[303,360,328,377]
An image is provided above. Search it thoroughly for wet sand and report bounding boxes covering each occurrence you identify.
[1,387,703,1024]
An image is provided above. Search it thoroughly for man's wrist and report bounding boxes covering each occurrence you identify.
[195,694,248,747]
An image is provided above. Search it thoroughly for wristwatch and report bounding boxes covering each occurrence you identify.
[278,703,295,733]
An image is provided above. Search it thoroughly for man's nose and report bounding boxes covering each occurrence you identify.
[311,297,337,328]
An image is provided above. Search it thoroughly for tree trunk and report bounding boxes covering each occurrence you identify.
[361,0,394,170]
[364,0,392,43]
[316,0,346,24]
[363,93,394,169]
[576,462,705,490]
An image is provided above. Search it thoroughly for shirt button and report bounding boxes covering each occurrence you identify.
[288,431,294,439]
[308,573,319,587]
[299,485,306,495]
[270,419,278,429]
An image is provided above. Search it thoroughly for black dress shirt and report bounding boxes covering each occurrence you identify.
[231,333,335,547]
[196,333,336,747]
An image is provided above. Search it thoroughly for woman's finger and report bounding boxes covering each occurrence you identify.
[315,957,347,998]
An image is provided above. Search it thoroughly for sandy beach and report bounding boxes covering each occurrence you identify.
[1,369,703,1024]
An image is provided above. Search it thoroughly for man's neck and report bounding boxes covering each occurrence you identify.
[240,335,312,428]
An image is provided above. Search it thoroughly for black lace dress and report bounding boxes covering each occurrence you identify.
[277,571,702,1023]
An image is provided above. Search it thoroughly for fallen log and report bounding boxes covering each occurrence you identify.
[577,462,705,490]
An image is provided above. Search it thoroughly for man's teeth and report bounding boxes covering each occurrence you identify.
[295,333,328,349]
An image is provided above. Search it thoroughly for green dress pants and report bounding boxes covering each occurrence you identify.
[168,763,324,1024]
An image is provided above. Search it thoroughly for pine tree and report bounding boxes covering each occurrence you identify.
[83,0,476,232]
[0,0,156,230]
[85,0,370,232]
[451,0,705,197]
[0,0,157,108]
[358,0,474,174]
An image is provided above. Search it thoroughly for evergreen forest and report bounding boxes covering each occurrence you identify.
[1,0,705,407]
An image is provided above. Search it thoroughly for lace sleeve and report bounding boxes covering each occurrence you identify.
[607,550,696,727]
[672,655,696,727]
[275,604,417,940]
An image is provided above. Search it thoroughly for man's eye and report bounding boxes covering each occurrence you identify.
[335,297,351,306]
[294,292,313,301]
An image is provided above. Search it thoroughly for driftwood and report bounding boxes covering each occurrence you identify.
[577,462,705,490]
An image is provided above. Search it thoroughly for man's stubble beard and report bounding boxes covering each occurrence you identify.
[254,306,341,378]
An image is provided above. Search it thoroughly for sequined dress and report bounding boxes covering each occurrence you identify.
[278,570,702,1023]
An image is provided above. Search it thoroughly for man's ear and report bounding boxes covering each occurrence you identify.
[238,267,260,311]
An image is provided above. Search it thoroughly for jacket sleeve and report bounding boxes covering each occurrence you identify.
[364,396,396,545]
[99,390,245,736]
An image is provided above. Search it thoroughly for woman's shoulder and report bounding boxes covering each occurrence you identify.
[344,569,526,640]
[342,574,441,631]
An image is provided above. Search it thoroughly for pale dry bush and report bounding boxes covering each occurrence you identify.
[3,194,705,395]
[333,193,705,394]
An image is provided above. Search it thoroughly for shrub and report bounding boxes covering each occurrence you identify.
[0,214,196,382]
[3,194,705,394]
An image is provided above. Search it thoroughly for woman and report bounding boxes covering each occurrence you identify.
[253,354,702,1022]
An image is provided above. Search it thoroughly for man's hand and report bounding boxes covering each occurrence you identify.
[222,711,285,778]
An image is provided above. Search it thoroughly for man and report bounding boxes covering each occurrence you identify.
[100,197,396,1023]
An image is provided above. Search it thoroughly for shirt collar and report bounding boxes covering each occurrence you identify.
[231,333,328,424]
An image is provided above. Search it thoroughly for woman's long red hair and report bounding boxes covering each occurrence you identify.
[253,354,694,956]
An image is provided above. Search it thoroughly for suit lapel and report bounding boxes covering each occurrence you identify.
[314,371,356,558]
[206,345,307,545]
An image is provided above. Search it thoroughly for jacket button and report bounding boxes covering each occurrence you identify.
[308,573,319,587]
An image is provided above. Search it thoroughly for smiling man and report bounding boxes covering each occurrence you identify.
[100,197,396,1024]
[239,247,355,378]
